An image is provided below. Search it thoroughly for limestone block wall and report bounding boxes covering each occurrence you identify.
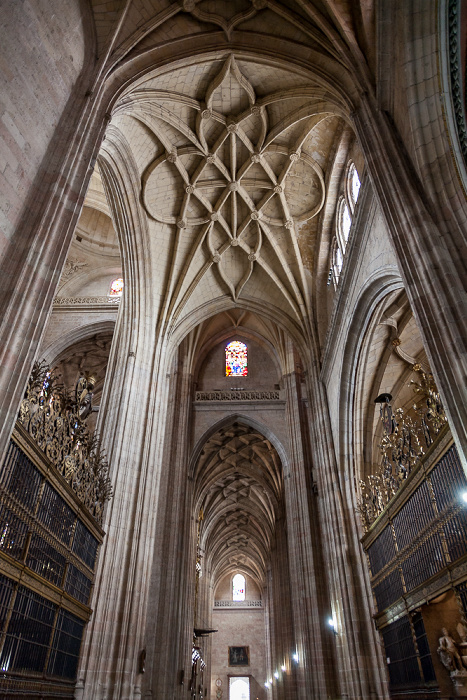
[211,607,267,700]
[38,308,118,363]
[0,0,89,259]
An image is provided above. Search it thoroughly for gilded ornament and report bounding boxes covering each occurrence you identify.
[357,366,447,531]
[18,361,112,524]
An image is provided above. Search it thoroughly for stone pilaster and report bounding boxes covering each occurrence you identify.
[281,341,338,699]
[304,362,389,699]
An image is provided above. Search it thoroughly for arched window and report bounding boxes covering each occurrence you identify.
[225,341,248,377]
[232,573,246,601]
[339,199,352,248]
[109,277,124,296]
[328,162,361,288]
[332,240,343,283]
[348,162,361,208]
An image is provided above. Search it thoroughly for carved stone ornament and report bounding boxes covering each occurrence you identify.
[18,361,113,523]
[58,258,88,288]
[195,390,279,401]
[140,55,326,303]
[53,296,121,306]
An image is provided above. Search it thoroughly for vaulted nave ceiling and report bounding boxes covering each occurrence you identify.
[194,421,283,589]
[101,49,359,346]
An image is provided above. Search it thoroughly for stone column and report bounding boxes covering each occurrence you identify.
[141,343,198,700]
[281,340,338,700]
[304,362,389,700]
[268,520,297,700]
[77,141,176,699]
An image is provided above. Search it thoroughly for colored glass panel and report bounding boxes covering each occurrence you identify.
[225,341,247,377]
[109,278,124,296]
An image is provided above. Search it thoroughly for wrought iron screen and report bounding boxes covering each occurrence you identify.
[363,443,466,616]
[382,616,421,687]
[0,436,103,687]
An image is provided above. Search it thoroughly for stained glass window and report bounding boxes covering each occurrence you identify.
[349,163,361,205]
[232,574,245,601]
[341,201,352,244]
[225,341,248,377]
[109,278,124,296]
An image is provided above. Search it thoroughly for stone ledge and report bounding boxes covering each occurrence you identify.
[214,600,263,608]
[53,296,121,310]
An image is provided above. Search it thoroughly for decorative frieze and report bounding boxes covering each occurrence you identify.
[53,295,121,306]
[195,390,280,402]
[214,600,263,608]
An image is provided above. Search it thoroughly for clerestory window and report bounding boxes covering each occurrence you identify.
[232,573,246,601]
[328,162,361,288]
[225,341,248,377]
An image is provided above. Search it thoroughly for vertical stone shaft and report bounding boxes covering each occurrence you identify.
[282,350,337,699]
[304,364,389,699]
[143,348,196,700]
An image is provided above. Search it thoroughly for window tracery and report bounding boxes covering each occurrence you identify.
[225,341,248,377]
[328,238,343,287]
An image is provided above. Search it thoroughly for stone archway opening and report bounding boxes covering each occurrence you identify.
[192,419,288,699]
[229,676,250,700]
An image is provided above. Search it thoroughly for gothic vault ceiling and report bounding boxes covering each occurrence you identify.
[194,422,283,587]
[104,54,345,342]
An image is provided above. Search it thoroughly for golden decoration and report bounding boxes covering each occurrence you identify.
[358,366,447,531]
[18,361,112,524]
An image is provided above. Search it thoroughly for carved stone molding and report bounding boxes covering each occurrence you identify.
[213,600,263,608]
[53,296,121,307]
[195,390,280,401]
[58,258,88,289]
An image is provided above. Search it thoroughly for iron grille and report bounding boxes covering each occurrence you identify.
[456,581,467,616]
[367,526,396,576]
[0,575,15,636]
[0,441,42,513]
[382,616,421,687]
[36,483,75,545]
[72,520,98,571]
[47,609,84,679]
[373,568,404,611]
[26,534,66,587]
[401,533,446,591]
[0,586,56,674]
[64,565,92,605]
[443,510,467,562]
[0,503,28,561]
[412,611,436,683]
[430,445,466,511]
[393,481,435,551]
